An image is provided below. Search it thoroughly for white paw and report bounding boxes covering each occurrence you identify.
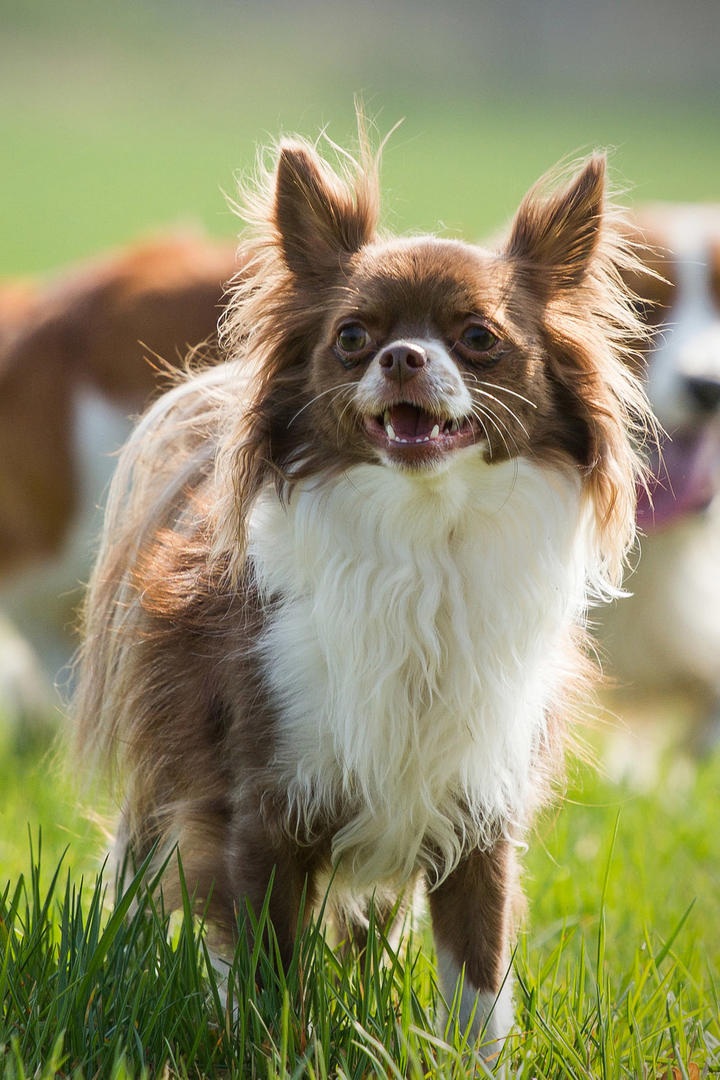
[435,947,514,1061]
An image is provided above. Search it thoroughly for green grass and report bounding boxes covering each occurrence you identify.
[0,732,103,889]
[1,739,719,1078]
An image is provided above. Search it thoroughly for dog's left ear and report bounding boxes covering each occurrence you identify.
[506,155,606,289]
[274,141,378,281]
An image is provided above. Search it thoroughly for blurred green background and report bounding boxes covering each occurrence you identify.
[2,0,719,278]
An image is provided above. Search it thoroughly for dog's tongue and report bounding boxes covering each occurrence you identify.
[389,403,436,438]
[637,426,720,530]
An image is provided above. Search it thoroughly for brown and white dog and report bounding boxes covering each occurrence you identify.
[599,206,720,751]
[74,137,651,1054]
[0,232,236,726]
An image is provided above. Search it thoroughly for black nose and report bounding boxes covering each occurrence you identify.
[686,375,720,414]
[377,342,427,382]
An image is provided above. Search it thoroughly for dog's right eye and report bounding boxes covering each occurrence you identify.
[335,323,371,359]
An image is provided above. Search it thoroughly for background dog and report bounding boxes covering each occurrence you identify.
[0,231,236,733]
[599,206,720,756]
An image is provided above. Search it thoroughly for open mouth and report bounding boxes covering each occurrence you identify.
[363,402,476,459]
[637,423,720,530]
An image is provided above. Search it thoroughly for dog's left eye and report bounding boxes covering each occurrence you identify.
[336,323,371,357]
[456,323,499,358]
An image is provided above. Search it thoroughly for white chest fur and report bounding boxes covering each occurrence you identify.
[249,451,591,886]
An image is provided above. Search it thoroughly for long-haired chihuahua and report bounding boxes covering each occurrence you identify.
[75,128,652,1056]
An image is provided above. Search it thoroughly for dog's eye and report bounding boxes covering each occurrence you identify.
[336,323,371,357]
[456,323,499,359]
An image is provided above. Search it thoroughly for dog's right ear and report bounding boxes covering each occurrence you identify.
[274,141,378,281]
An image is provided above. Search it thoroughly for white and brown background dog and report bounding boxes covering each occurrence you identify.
[599,206,720,763]
[72,133,652,1055]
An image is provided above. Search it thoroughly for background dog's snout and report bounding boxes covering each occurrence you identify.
[686,375,720,414]
[378,342,427,381]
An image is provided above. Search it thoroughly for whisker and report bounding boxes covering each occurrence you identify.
[336,394,357,427]
[469,407,493,459]
[469,403,502,452]
[470,378,538,410]
[336,391,362,446]
[287,383,354,428]
[470,403,517,459]
[469,387,530,438]
[468,396,517,441]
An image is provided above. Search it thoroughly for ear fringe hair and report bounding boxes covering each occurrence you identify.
[581,194,660,592]
[523,156,660,592]
[211,114,385,579]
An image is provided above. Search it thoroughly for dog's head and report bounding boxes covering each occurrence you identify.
[219,135,652,581]
[629,206,720,430]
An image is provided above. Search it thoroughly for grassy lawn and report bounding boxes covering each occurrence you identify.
[1,733,719,1077]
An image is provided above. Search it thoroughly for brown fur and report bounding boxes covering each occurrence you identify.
[74,132,653,1020]
[428,841,518,991]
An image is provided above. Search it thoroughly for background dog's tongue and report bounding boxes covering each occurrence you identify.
[389,403,436,438]
[637,426,720,530]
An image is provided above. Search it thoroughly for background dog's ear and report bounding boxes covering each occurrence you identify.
[505,155,606,288]
[274,141,378,280]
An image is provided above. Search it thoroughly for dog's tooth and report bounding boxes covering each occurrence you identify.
[430,424,440,439]
[385,423,396,440]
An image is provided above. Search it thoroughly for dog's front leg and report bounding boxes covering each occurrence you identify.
[428,840,515,1058]
[229,820,316,971]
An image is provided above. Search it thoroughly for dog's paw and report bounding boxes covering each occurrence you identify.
[435,949,514,1064]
